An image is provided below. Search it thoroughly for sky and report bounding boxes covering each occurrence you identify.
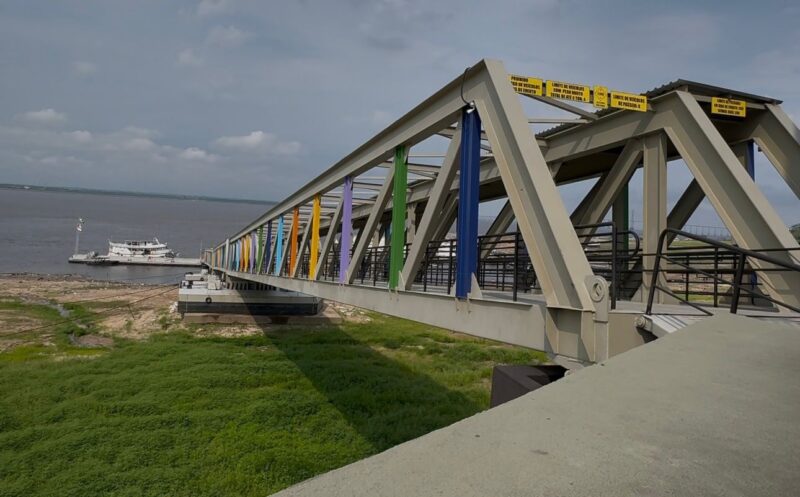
[0,0,798,228]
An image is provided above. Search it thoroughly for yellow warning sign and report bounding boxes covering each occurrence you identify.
[610,91,648,112]
[509,75,543,97]
[545,80,591,103]
[711,97,746,117]
[593,85,608,109]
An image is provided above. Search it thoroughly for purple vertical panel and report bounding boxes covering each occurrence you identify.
[251,231,256,272]
[339,176,353,283]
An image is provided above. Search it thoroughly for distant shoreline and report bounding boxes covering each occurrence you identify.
[0,183,275,206]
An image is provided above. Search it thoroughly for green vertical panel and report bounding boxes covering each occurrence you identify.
[389,145,407,289]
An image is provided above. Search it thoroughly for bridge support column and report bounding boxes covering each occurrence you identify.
[642,133,668,303]
[389,146,408,289]
[456,107,481,299]
[339,176,353,283]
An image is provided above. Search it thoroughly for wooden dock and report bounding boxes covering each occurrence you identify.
[69,253,202,267]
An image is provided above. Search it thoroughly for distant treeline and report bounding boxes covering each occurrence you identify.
[0,183,276,206]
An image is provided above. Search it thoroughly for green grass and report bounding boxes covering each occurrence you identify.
[0,311,546,496]
[0,298,98,354]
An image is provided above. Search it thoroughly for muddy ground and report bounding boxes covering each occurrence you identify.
[0,273,368,351]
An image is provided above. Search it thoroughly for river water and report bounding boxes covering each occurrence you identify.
[0,188,269,283]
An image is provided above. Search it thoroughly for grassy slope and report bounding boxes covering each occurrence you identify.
[0,299,104,362]
[0,310,545,497]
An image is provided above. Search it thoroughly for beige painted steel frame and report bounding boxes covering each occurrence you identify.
[209,59,800,363]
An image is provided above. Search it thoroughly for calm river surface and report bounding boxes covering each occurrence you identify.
[0,188,269,283]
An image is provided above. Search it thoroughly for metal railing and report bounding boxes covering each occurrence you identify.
[574,222,640,309]
[645,229,800,315]
[256,222,641,306]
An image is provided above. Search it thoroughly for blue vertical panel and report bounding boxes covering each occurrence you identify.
[745,140,755,179]
[275,216,284,274]
[455,108,481,299]
[232,241,238,270]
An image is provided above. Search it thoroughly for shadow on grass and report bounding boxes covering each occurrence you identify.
[259,324,483,453]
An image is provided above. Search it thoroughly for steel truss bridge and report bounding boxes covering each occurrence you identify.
[203,59,800,367]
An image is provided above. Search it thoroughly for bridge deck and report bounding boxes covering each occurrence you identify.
[273,313,800,496]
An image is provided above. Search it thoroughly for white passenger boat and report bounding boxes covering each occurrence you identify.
[108,238,177,258]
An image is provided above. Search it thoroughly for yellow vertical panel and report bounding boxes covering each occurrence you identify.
[310,195,321,279]
[242,236,249,271]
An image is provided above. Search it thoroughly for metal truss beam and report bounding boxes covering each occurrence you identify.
[314,194,344,280]
[291,217,312,278]
[322,157,498,230]
[748,104,800,198]
[400,126,461,290]
[528,95,598,120]
[478,60,595,312]
[479,200,515,259]
[662,91,800,306]
[543,105,670,165]
[570,139,642,228]
[666,179,705,243]
[224,61,512,244]
[275,219,291,276]
[346,165,395,283]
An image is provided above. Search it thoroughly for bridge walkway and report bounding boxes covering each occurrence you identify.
[272,312,800,497]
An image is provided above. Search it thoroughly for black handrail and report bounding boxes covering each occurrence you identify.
[645,228,800,315]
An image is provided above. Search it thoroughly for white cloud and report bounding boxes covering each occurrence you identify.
[67,130,92,143]
[1,123,224,173]
[122,137,156,151]
[39,155,92,167]
[179,147,218,162]
[19,108,67,125]
[213,130,301,155]
[177,48,204,67]
[196,0,233,17]
[120,126,159,138]
[73,61,97,76]
[206,25,253,48]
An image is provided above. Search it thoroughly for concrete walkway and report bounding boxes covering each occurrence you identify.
[275,314,800,496]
